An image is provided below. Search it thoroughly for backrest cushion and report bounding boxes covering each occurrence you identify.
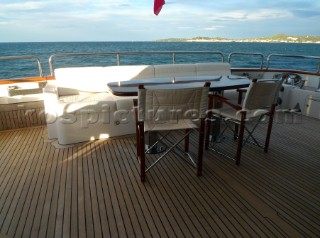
[196,63,231,76]
[55,65,155,96]
[154,64,197,78]
[55,67,107,96]
[105,65,155,81]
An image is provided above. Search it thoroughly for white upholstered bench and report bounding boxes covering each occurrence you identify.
[44,63,231,144]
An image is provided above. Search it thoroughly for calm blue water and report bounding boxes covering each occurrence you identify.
[0,41,320,79]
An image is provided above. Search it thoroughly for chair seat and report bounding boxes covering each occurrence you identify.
[144,119,198,131]
[217,108,269,121]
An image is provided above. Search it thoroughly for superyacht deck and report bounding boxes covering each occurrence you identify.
[0,114,319,238]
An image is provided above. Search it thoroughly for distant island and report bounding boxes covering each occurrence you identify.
[157,34,320,43]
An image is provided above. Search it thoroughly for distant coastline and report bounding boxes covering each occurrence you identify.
[157,34,320,43]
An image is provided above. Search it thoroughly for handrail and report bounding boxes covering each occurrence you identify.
[1,52,319,82]
[266,54,320,72]
[49,51,225,76]
[0,76,54,85]
[0,55,43,77]
[228,52,264,69]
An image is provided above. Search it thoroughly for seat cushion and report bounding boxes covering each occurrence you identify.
[57,92,117,115]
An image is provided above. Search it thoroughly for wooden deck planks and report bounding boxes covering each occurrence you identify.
[8,128,46,238]
[0,115,319,238]
[117,137,170,237]
[1,128,39,237]
[205,116,320,237]
[0,105,46,131]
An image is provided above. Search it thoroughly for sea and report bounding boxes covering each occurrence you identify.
[0,41,320,79]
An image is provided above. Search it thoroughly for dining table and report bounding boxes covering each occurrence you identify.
[107,75,251,96]
[107,75,251,153]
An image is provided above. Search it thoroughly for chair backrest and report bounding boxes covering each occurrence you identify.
[242,78,284,110]
[138,83,210,123]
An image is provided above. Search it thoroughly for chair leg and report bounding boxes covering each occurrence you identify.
[136,122,140,158]
[197,119,205,176]
[234,124,239,140]
[234,89,244,140]
[205,119,210,150]
[235,113,246,165]
[138,122,146,182]
[134,100,145,181]
[264,104,276,153]
[184,129,190,152]
[133,99,140,158]
[205,94,213,150]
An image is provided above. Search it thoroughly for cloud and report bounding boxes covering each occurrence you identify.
[208,9,292,22]
[204,26,224,31]
[0,1,44,11]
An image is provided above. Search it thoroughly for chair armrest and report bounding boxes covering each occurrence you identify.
[211,95,242,111]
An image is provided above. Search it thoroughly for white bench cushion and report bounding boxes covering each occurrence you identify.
[196,63,231,76]
[154,64,197,78]
[104,65,155,81]
[55,65,155,96]
[47,62,233,144]
[56,92,117,115]
[55,67,109,96]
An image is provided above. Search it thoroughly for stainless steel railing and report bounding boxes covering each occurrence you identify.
[266,54,320,72]
[2,52,319,80]
[0,55,43,77]
[228,52,264,69]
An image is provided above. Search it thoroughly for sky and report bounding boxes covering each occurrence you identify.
[0,0,320,42]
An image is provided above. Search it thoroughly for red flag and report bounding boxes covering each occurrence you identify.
[154,0,165,15]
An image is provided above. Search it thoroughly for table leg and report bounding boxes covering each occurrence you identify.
[209,91,223,142]
[145,131,166,154]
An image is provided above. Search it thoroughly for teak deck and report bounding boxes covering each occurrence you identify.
[0,114,319,238]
